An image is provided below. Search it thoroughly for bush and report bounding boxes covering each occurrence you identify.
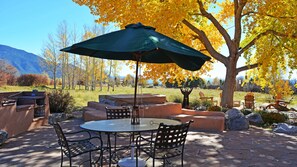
[201,101,213,108]
[258,111,288,125]
[241,109,253,115]
[221,107,229,113]
[48,90,75,113]
[170,95,183,103]
[17,74,49,86]
[189,99,201,109]
[208,105,222,111]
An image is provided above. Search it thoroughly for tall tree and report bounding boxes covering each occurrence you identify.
[79,24,108,91]
[73,0,297,107]
[70,25,79,90]
[57,21,70,89]
[41,34,60,89]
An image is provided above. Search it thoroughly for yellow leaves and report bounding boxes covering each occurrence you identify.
[269,80,294,98]
[73,0,296,88]
[216,0,234,23]
[71,0,220,85]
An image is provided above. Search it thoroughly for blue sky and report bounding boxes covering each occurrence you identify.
[0,0,97,55]
[0,0,249,79]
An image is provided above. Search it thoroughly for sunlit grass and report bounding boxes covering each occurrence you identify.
[1,85,296,108]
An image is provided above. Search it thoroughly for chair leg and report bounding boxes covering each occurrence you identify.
[100,149,103,167]
[89,151,92,166]
[60,149,63,167]
[136,147,138,167]
[69,157,72,167]
[114,134,117,154]
[181,154,184,167]
[107,133,112,166]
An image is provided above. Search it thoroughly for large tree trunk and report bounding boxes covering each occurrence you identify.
[221,58,237,108]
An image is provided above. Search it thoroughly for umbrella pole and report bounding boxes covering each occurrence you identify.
[131,59,140,125]
[134,60,139,108]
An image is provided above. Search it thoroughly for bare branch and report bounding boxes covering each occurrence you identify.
[196,0,233,53]
[236,63,259,74]
[182,19,228,65]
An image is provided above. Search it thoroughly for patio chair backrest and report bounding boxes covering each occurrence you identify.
[105,107,131,119]
[154,120,193,149]
[199,91,205,97]
[51,122,69,151]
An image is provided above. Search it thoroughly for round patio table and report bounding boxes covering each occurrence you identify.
[80,118,181,167]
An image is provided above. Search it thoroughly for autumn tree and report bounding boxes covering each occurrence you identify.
[123,74,134,87]
[57,21,70,89]
[70,25,79,90]
[77,24,109,91]
[41,34,60,89]
[212,77,221,86]
[107,60,122,91]
[73,0,297,107]
[0,60,18,86]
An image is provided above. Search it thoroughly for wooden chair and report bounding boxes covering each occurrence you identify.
[265,96,294,111]
[244,94,255,109]
[51,122,103,167]
[136,120,193,167]
[199,91,217,106]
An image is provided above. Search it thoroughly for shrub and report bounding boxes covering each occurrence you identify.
[6,75,17,85]
[189,99,201,109]
[258,111,288,125]
[241,109,253,115]
[208,105,222,111]
[170,95,183,103]
[201,101,213,108]
[221,107,229,113]
[17,74,49,86]
[48,90,75,113]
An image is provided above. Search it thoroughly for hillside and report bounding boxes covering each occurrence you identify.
[0,44,45,75]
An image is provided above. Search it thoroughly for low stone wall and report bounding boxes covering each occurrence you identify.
[83,101,182,121]
[83,102,225,132]
[99,94,167,106]
[171,109,225,132]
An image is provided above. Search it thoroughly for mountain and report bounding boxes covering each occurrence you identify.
[0,44,45,75]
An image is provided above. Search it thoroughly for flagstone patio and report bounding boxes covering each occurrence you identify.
[1,117,297,167]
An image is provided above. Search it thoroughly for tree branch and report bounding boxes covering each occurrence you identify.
[243,11,296,19]
[236,63,259,74]
[234,0,247,51]
[196,0,233,53]
[182,19,228,65]
[238,30,297,55]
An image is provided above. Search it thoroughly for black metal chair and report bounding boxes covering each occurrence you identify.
[51,122,103,167]
[105,107,132,158]
[136,120,193,167]
[106,106,131,120]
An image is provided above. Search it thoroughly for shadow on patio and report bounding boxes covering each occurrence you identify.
[1,118,297,167]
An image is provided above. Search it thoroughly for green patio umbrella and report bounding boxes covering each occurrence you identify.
[61,22,211,124]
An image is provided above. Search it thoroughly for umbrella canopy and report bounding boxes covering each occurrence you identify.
[61,22,211,71]
[61,22,211,124]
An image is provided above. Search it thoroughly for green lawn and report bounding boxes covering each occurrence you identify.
[1,85,296,108]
